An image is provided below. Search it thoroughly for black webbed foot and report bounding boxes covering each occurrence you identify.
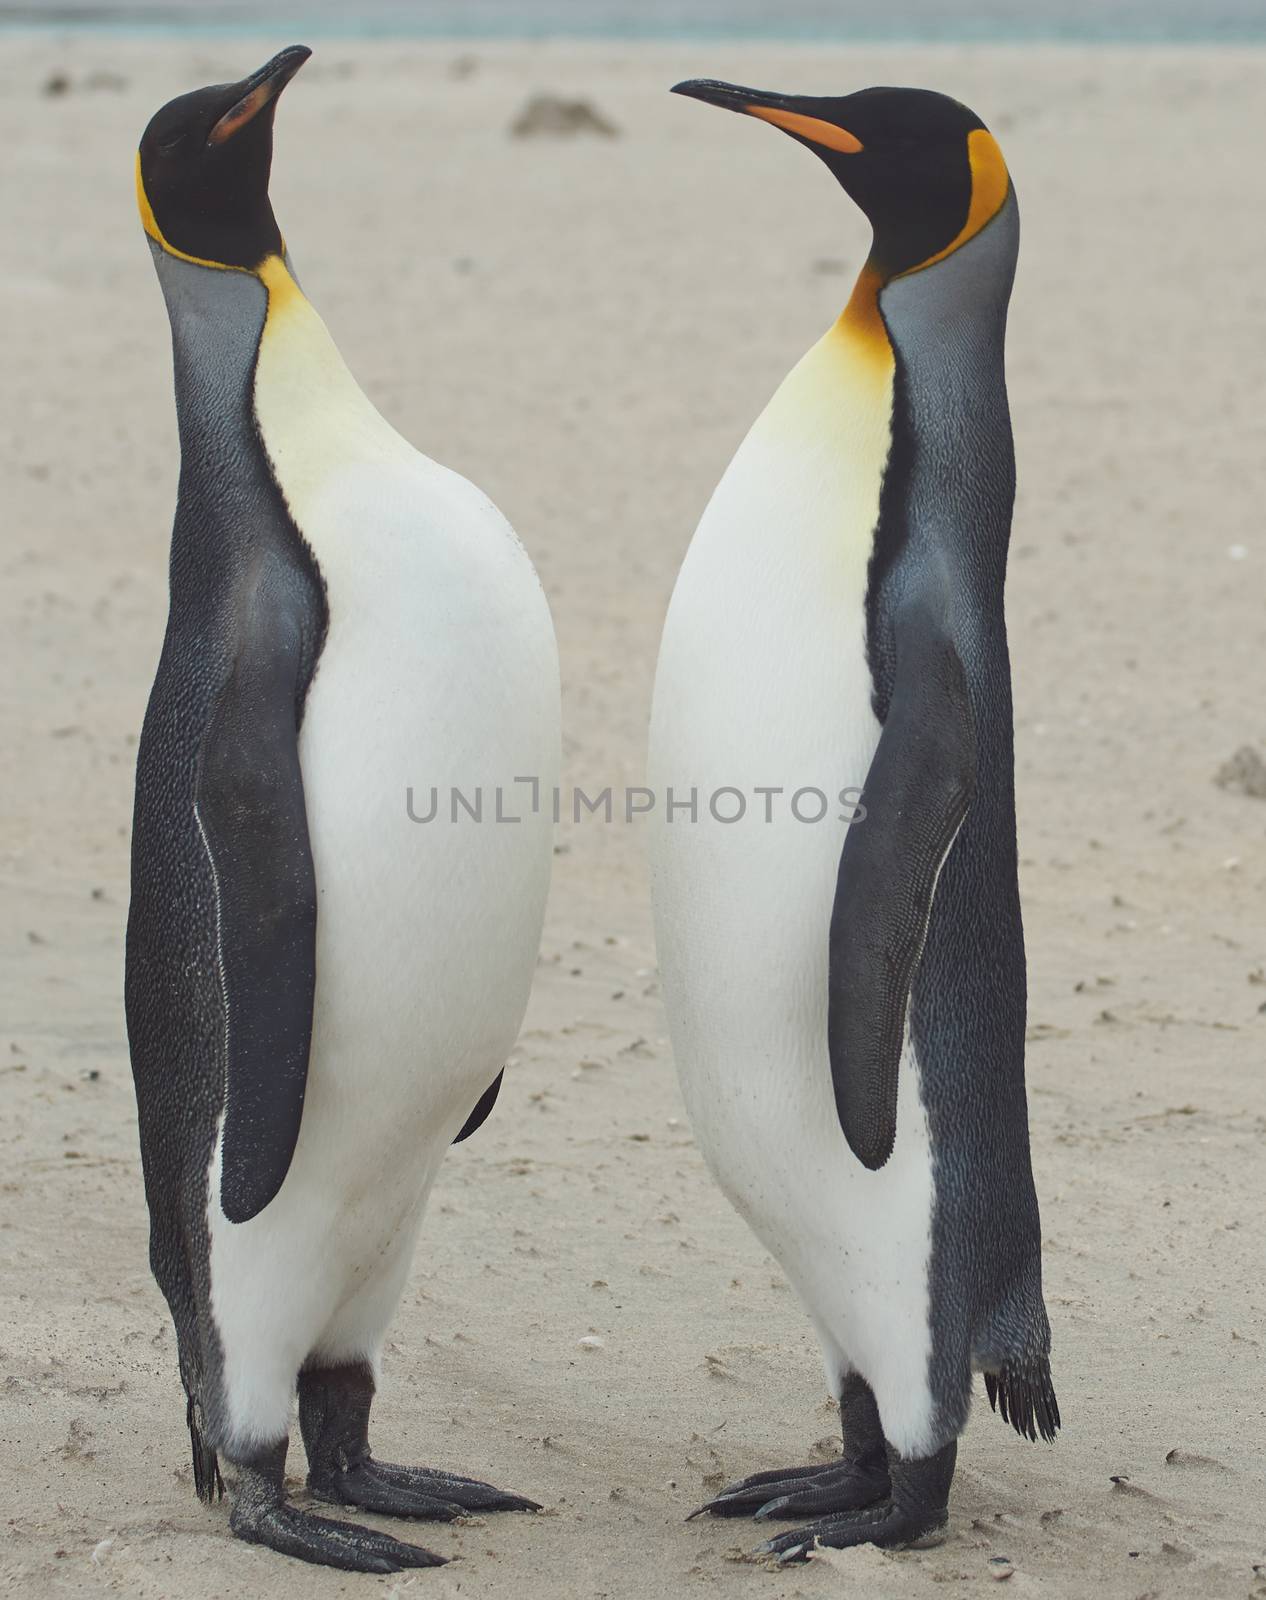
[689,1457,889,1520]
[228,1439,444,1572]
[310,1457,540,1518]
[754,1498,941,1562]
[299,1359,540,1523]
[688,1371,890,1523]
[753,1438,957,1564]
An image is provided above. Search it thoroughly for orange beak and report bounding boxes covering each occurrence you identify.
[671,79,863,155]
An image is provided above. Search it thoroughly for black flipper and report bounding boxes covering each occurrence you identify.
[828,592,976,1170]
[452,1068,504,1144]
[195,565,318,1224]
[186,1391,224,1504]
[984,1360,1060,1443]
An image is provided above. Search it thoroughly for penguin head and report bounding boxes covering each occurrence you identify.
[137,46,311,271]
[671,80,1010,280]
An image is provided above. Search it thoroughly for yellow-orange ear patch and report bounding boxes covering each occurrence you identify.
[135,149,238,271]
[135,149,162,246]
[745,105,863,154]
[135,148,281,277]
[907,127,1010,275]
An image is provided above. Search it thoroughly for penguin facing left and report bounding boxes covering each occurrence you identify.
[125,48,560,1572]
[649,79,1057,1560]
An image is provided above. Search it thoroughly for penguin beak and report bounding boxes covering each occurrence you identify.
[208,45,312,147]
[671,78,863,155]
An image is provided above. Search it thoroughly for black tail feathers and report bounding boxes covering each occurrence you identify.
[984,1359,1060,1444]
[186,1391,224,1503]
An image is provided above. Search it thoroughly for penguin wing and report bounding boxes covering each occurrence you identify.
[452,1068,505,1144]
[827,592,976,1170]
[195,569,318,1225]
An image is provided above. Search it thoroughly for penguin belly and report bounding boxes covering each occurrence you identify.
[204,284,559,1452]
[648,326,940,1457]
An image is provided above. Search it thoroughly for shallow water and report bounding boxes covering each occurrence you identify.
[4,0,1264,42]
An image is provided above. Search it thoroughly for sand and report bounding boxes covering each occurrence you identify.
[2,30,1264,1600]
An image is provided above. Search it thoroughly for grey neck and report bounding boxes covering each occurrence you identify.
[875,196,1021,594]
[878,192,1018,374]
[150,245,269,469]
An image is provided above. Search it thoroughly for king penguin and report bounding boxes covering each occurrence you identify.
[648,81,1058,1560]
[125,48,560,1572]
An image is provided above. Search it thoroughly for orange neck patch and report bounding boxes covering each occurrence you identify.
[832,262,892,367]
[903,128,1010,277]
[257,253,305,315]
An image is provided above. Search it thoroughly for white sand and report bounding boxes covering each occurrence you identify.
[1,31,1264,1600]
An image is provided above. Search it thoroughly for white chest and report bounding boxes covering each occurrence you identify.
[251,262,559,803]
[249,264,559,1138]
[650,318,894,816]
[645,320,938,1453]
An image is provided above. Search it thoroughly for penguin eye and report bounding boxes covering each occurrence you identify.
[157,130,187,155]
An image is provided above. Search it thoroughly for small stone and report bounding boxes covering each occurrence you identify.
[1215,745,1266,799]
[510,94,620,139]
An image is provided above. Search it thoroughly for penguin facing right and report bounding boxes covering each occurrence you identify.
[125,49,559,1572]
[648,81,1058,1559]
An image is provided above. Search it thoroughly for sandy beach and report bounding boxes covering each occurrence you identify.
[1,30,1264,1600]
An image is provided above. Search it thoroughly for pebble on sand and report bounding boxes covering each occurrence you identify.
[510,94,620,139]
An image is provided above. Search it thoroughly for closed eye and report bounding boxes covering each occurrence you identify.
[157,131,187,154]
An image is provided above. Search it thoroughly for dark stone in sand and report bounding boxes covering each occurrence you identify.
[510,94,620,139]
[1214,744,1266,799]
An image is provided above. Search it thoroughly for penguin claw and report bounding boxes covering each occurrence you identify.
[230,1500,446,1572]
[752,1494,792,1520]
[373,1462,542,1515]
[309,1469,465,1521]
[689,1460,890,1522]
[309,1458,541,1519]
[752,1499,948,1563]
[712,1461,833,1493]
[775,1542,810,1565]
